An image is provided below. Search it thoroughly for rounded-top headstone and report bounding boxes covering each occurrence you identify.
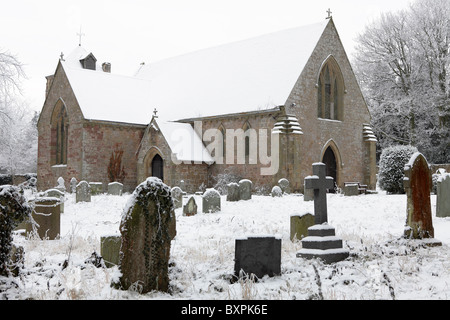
[202,188,221,213]
[239,179,252,201]
[271,186,283,197]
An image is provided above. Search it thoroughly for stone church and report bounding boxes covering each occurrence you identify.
[37,17,377,194]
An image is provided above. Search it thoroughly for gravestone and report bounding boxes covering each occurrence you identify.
[403,153,439,244]
[76,181,91,203]
[70,177,77,194]
[27,197,61,240]
[290,213,314,241]
[183,196,197,216]
[108,182,123,196]
[100,235,121,268]
[45,188,65,213]
[55,177,65,193]
[0,185,32,277]
[171,186,183,209]
[436,173,450,218]
[239,179,252,201]
[234,236,281,279]
[202,188,221,213]
[303,180,314,201]
[278,178,290,194]
[89,182,103,195]
[117,177,176,293]
[226,183,240,202]
[297,162,349,264]
[343,183,359,196]
[271,186,283,197]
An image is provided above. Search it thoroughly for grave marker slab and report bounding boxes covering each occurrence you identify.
[226,183,240,202]
[27,198,61,240]
[202,188,221,213]
[76,181,91,203]
[234,236,281,279]
[183,196,197,216]
[436,173,450,218]
[239,179,252,201]
[271,186,282,197]
[290,213,314,241]
[108,182,123,196]
[278,178,290,194]
[100,235,121,268]
[89,182,103,195]
[171,186,183,209]
[118,177,176,293]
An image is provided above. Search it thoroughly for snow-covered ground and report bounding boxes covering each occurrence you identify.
[2,189,450,300]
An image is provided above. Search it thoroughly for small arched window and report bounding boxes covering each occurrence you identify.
[243,122,251,158]
[51,100,69,165]
[317,57,344,121]
[218,124,226,160]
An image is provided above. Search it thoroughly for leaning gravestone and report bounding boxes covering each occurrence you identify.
[234,236,281,279]
[297,162,349,264]
[290,213,314,241]
[436,173,450,218]
[183,196,197,217]
[202,188,221,213]
[227,183,240,202]
[239,179,252,201]
[117,177,176,293]
[278,178,290,194]
[0,185,32,277]
[403,153,441,246]
[76,181,91,203]
[171,186,183,209]
[108,182,123,196]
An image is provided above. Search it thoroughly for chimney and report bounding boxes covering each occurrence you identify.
[102,62,111,73]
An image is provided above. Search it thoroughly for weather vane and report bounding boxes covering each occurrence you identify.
[77,25,85,46]
[326,8,332,19]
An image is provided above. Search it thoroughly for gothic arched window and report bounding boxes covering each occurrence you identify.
[317,57,344,121]
[51,100,69,165]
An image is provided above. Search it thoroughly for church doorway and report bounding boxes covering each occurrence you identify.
[322,146,337,193]
[151,154,164,181]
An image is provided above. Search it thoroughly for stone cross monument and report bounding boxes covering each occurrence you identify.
[297,162,349,264]
[304,163,334,225]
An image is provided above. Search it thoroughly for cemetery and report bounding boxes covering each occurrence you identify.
[0,159,450,300]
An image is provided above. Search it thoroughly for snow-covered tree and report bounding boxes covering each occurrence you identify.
[353,0,450,163]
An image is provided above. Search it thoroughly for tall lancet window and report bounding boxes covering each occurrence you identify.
[51,100,69,165]
[317,57,344,121]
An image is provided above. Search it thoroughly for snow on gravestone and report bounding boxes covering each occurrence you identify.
[202,188,221,213]
[183,196,197,217]
[403,153,441,245]
[76,181,91,203]
[238,179,252,201]
[0,185,32,276]
[226,183,240,202]
[436,173,450,218]
[171,186,183,209]
[116,177,176,293]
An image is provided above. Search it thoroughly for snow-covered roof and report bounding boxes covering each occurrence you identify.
[61,20,329,124]
[154,119,215,164]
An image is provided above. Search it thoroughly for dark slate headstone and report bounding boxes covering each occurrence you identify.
[117,177,176,293]
[234,236,281,279]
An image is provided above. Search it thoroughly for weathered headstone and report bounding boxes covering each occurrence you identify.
[403,153,439,244]
[239,179,252,201]
[202,188,221,213]
[436,173,450,218]
[70,177,77,194]
[108,182,123,196]
[45,188,65,213]
[234,236,281,279]
[117,177,176,293]
[226,183,240,202]
[89,182,103,195]
[171,186,183,209]
[100,235,121,268]
[183,196,197,216]
[278,178,290,194]
[343,183,359,196]
[297,163,349,264]
[290,213,314,241]
[0,185,32,277]
[26,197,61,240]
[303,180,314,201]
[76,181,91,203]
[271,186,283,197]
[55,177,65,193]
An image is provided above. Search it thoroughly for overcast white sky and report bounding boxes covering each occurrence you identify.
[0,0,413,112]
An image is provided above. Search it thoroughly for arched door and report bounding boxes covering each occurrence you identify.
[151,154,164,181]
[322,147,337,193]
